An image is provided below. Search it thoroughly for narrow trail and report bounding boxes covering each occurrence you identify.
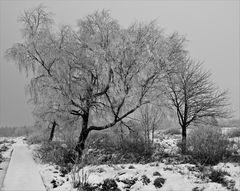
[2,143,45,191]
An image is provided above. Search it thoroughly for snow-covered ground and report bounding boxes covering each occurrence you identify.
[36,160,240,191]
[0,137,19,158]
[31,134,240,191]
[1,135,239,191]
[0,137,22,188]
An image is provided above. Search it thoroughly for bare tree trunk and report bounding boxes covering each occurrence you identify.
[120,125,124,145]
[147,127,150,149]
[144,128,147,146]
[49,120,57,142]
[151,126,155,144]
[181,125,187,154]
[75,112,90,160]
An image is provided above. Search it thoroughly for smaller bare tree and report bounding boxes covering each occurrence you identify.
[165,58,230,154]
[140,104,164,148]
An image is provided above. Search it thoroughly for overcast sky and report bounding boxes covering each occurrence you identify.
[0,0,239,127]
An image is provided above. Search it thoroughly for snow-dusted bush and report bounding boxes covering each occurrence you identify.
[120,134,146,154]
[35,141,77,171]
[227,128,240,138]
[192,186,205,191]
[208,168,230,186]
[141,175,151,185]
[153,171,161,176]
[128,165,135,169]
[205,168,235,189]
[86,131,154,164]
[101,179,120,191]
[87,132,118,152]
[70,165,89,189]
[153,177,165,188]
[187,125,230,165]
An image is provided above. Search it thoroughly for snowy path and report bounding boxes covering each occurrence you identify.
[2,143,46,191]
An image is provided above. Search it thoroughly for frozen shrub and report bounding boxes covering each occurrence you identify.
[141,175,150,185]
[128,165,135,169]
[187,125,230,165]
[120,134,145,153]
[101,179,119,191]
[227,128,240,138]
[50,179,65,188]
[35,141,77,171]
[0,145,9,152]
[153,171,161,176]
[192,186,204,191]
[50,179,58,188]
[208,168,230,187]
[86,130,153,164]
[87,132,117,152]
[78,183,98,191]
[153,177,165,188]
[121,178,138,189]
[70,153,92,191]
[120,133,154,161]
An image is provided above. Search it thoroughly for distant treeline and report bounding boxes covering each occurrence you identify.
[0,126,34,137]
[218,119,240,127]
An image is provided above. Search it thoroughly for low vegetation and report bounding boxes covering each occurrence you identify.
[34,128,155,171]
[31,121,239,175]
[208,168,230,187]
[153,177,166,188]
[34,140,77,173]
[186,125,231,165]
[227,128,240,138]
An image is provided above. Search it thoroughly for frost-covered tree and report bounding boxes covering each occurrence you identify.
[6,6,186,158]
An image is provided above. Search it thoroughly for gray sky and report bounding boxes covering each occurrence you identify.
[0,0,239,127]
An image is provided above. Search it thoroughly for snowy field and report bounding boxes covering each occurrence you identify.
[30,133,240,191]
[37,161,240,191]
[0,133,239,191]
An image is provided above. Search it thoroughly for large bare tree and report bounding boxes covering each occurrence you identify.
[165,58,229,154]
[6,6,186,158]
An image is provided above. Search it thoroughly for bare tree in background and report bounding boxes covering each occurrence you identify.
[140,103,165,149]
[6,6,186,159]
[165,58,230,154]
[33,104,58,142]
